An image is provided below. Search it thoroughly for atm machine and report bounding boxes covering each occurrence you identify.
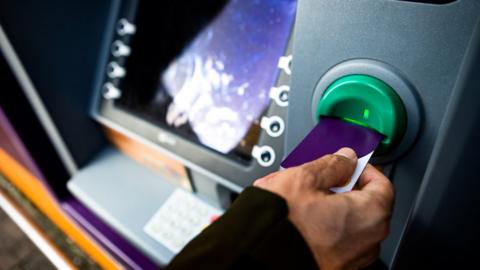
[68,0,297,265]
[69,0,480,267]
[287,0,480,268]
[1,0,480,268]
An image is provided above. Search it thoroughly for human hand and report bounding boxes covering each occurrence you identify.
[253,148,394,270]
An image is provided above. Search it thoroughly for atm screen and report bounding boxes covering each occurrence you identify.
[116,0,296,163]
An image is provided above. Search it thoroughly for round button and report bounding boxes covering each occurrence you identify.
[260,116,285,137]
[111,40,131,57]
[279,90,289,102]
[269,85,290,107]
[252,145,276,167]
[270,122,281,132]
[261,151,271,162]
[107,62,126,79]
[102,82,121,99]
[278,55,292,75]
[117,18,136,36]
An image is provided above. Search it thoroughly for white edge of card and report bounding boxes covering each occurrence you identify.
[330,151,374,193]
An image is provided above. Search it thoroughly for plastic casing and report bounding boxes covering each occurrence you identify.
[287,0,480,267]
[316,74,407,154]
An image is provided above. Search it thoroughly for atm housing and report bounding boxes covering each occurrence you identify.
[0,0,479,268]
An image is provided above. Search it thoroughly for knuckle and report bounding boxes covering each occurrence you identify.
[325,154,343,166]
[326,154,353,172]
[364,194,392,221]
[370,186,395,211]
[297,166,317,184]
[379,193,395,213]
[373,199,391,219]
[320,155,342,171]
[382,179,395,199]
[380,180,395,198]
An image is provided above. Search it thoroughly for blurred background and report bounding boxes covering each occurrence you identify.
[0,175,98,270]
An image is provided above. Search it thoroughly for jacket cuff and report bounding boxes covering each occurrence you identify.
[250,212,318,269]
[235,187,318,269]
[166,187,292,269]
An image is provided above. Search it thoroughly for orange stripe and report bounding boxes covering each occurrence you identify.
[0,148,123,270]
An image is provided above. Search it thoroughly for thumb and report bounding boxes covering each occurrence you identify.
[302,147,358,190]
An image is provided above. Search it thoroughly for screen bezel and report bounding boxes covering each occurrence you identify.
[92,0,295,190]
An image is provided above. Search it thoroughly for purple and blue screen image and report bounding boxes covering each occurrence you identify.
[156,0,297,155]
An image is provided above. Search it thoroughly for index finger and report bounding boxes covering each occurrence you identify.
[358,164,394,205]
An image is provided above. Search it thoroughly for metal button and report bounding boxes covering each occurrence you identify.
[269,85,290,107]
[278,55,292,75]
[117,18,136,36]
[252,145,276,167]
[111,40,131,57]
[107,62,126,79]
[260,116,285,137]
[102,82,121,99]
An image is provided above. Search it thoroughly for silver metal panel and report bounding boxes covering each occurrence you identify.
[67,147,179,265]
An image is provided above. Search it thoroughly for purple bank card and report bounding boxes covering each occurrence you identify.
[281,117,383,193]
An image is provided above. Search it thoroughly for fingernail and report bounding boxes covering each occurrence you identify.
[335,147,357,160]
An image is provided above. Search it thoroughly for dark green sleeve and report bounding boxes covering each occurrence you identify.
[164,187,318,270]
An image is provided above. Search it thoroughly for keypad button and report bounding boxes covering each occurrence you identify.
[144,189,222,253]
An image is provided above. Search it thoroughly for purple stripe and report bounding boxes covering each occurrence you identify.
[1,106,160,268]
[0,106,45,181]
[281,117,382,168]
[62,199,160,270]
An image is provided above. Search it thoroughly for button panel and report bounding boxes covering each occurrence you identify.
[144,189,222,253]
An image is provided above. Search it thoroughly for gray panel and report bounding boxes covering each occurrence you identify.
[394,22,480,268]
[68,147,180,265]
[288,0,480,267]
